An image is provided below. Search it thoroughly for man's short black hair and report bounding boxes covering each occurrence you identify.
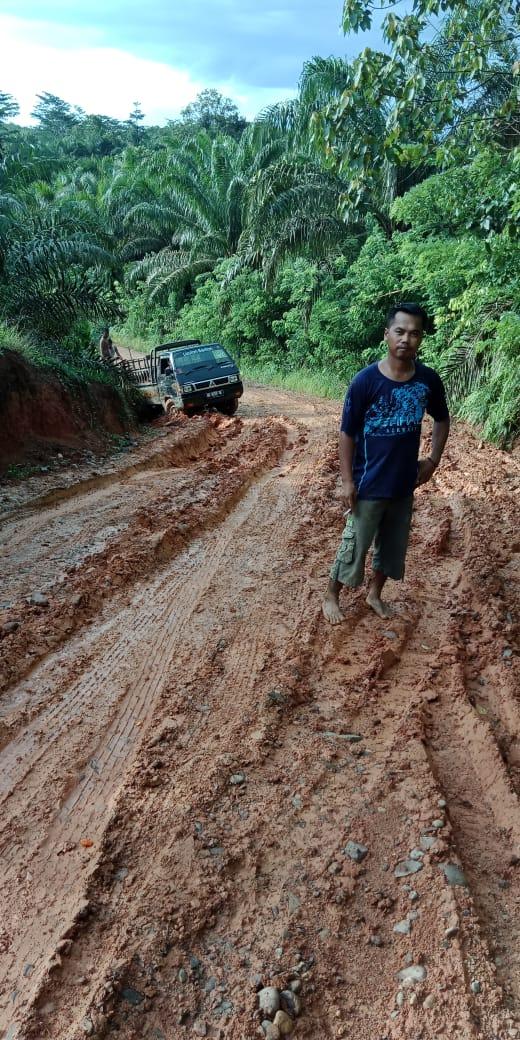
[386,302,428,330]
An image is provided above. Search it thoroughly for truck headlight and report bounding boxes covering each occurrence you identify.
[182,383,194,392]
[228,374,238,383]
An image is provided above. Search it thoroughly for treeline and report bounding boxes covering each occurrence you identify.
[0,0,519,443]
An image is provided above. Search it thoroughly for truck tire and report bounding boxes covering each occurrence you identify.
[218,398,238,416]
[165,399,180,418]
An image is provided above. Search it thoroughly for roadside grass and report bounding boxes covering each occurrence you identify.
[240,360,345,400]
[0,322,135,392]
[0,324,31,356]
[4,462,38,480]
[111,328,152,355]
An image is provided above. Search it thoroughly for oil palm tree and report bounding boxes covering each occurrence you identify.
[0,182,116,338]
[123,127,288,300]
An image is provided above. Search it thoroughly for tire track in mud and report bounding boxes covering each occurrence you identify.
[0,418,287,699]
[33,443,519,1040]
[0,420,219,605]
[419,482,520,1028]
[12,424,334,1040]
[0,416,216,527]
[5,452,466,1037]
[1,394,519,1040]
[0,406,333,1039]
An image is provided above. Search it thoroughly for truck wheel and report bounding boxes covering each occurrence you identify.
[218,398,238,416]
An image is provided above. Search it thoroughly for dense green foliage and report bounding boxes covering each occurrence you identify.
[1,0,519,444]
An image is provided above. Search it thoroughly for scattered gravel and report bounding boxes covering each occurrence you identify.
[273,1009,294,1035]
[440,862,468,887]
[343,841,368,863]
[397,965,427,984]
[280,989,301,1017]
[323,731,363,742]
[394,859,423,877]
[258,987,280,1018]
[393,918,412,935]
[262,1022,281,1040]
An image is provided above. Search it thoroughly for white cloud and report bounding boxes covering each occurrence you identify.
[1,14,204,124]
[1,13,294,125]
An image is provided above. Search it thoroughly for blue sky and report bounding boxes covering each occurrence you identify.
[0,0,396,125]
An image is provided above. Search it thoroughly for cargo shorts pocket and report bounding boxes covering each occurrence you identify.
[338,529,356,564]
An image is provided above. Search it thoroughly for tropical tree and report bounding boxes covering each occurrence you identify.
[234,154,358,283]
[31,92,81,138]
[0,184,117,338]
[127,101,145,145]
[180,89,247,139]
[319,0,519,220]
[124,126,287,299]
[0,91,20,164]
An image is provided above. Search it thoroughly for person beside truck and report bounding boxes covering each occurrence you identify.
[99,327,122,363]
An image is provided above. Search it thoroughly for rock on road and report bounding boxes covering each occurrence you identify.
[0,384,519,1040]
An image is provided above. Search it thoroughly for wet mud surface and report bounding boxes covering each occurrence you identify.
[0,385,519,1040]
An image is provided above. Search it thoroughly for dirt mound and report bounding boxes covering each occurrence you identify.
[0,386,519,1040]
[0,350,132,471]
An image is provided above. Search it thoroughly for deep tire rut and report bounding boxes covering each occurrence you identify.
[0,391,518,1040]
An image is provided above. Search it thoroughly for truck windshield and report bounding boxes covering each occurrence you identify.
[173,345,231,374]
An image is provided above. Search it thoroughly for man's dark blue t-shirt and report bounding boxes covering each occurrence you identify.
[340,361,449,500]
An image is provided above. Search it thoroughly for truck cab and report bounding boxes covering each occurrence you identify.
[156,341,243,416]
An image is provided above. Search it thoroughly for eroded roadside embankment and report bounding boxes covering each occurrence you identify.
[0,350,132,470]
[0,386,519,1040]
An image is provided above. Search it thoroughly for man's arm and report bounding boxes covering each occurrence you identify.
[339,431,357,510]
[416,418,450,486]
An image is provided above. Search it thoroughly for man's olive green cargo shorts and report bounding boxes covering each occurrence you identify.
[330,496,413,587]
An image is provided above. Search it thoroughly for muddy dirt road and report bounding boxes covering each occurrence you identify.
[1,385,519,1040]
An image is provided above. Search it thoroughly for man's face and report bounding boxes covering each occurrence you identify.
[384,311,423,362]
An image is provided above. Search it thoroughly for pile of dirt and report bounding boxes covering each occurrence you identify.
[0,350,133,471]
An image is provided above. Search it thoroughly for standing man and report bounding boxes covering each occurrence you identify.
[322,303,450,624]
[99,327,122,363]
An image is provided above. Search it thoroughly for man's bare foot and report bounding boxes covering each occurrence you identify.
[322,592,345,625]
[366,592,393,619]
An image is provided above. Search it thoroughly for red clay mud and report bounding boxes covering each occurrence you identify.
[0,385,519,1040]
[0,351,131,469]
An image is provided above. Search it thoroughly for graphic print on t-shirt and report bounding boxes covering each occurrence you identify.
[364,382,429,437]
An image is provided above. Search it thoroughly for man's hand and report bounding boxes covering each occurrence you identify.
[416,457,437,487]
[341,478,357,511]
